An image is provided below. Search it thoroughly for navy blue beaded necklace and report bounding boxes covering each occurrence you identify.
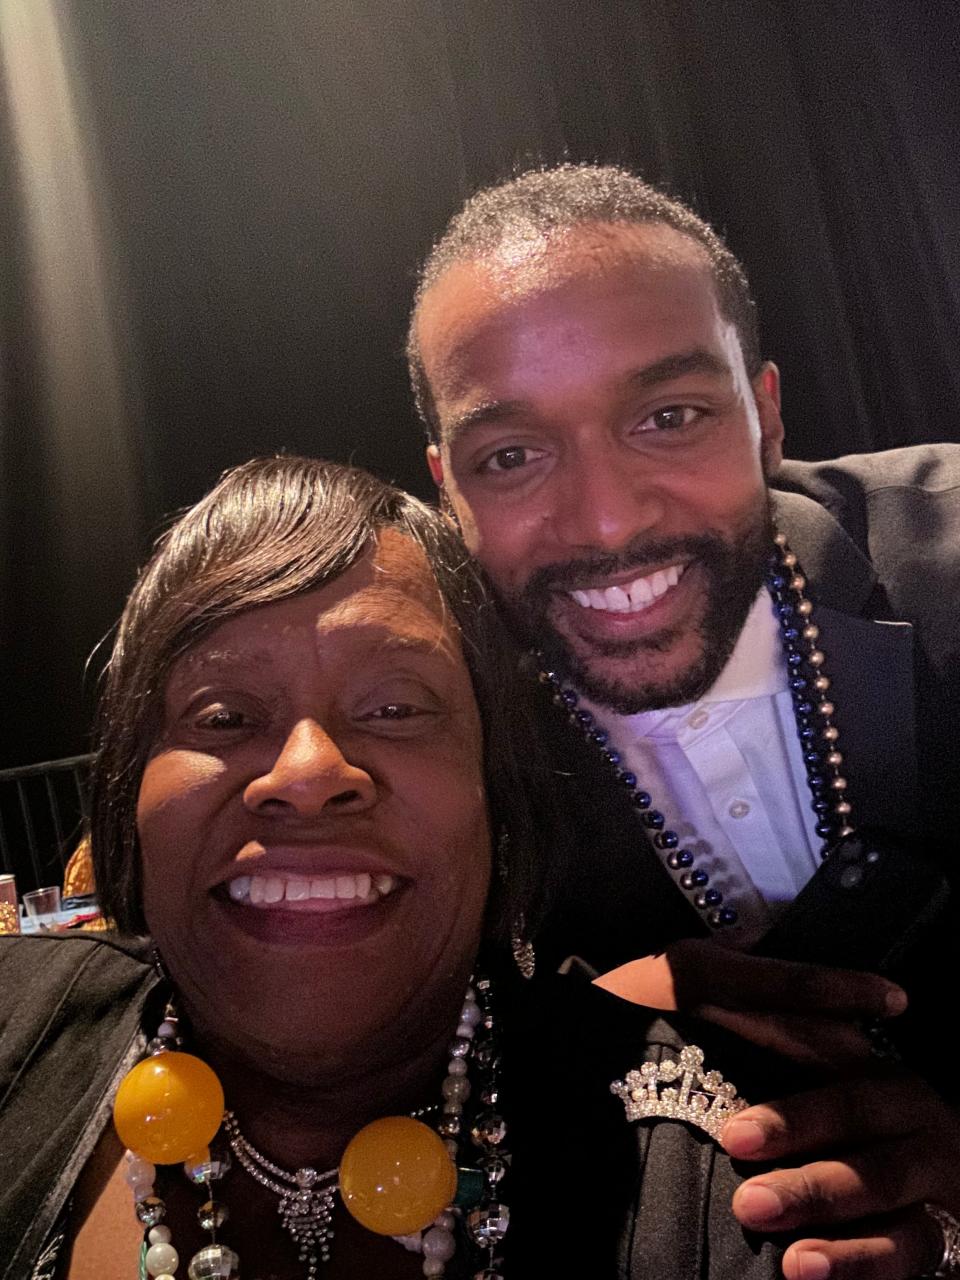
[537,534,853,933]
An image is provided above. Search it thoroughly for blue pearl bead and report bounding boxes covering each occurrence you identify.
[632,791,652,810]
[799,726,817,742]
[777,603,795,619]
[667,849,695,869]
[560,689,578,707]
[590,728,607,745]
[789,676,808,692]
[681,869,709,889]
[794,700,813,716]
[654,830,679,850]
[815,820,835,837]
[803,750,822,766]
[703,888,722,906]
[618,770,637,788]
[642,810,665,830]
[719,907,738,925]
[603,749,621,766]
[576,710,594,727]
[782,627,800,642]
[786,651,804,667]
[813,798,831,814]
[768,573,786,590]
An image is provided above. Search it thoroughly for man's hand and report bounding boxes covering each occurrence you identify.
[723,1074,960,1279]
[594,940,907,1068]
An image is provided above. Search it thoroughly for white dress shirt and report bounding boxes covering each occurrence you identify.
[581,590,823,947]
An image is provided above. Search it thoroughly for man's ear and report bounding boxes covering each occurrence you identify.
[426,443,444,489]
[753,362,785,475]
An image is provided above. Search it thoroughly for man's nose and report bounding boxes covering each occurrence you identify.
[550,447,665,553]
[243,718,376,818]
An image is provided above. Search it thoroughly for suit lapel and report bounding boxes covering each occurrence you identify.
[773,489,918,836]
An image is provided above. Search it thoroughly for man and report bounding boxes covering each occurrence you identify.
[407,165,960,1280]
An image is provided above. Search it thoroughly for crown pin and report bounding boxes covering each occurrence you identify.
[610,1045,749,1142]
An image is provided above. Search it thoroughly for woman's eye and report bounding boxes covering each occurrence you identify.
[638,405,700,433]
[196,706,249,730]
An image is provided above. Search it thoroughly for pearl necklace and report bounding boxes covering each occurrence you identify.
[537,535,854,932]
[122,978,511,1279]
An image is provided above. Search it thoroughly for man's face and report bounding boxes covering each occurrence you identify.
[417,224,785,712]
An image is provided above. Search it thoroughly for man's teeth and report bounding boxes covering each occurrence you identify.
[227,871,396,907]
[570,563,682,613]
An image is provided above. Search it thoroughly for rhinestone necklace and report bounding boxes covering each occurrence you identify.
[537,535,854,933]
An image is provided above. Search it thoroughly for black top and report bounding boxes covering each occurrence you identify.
[0,934,795,1279]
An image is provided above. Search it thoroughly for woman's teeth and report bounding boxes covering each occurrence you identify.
[227,871,397,908]
[570,563,682,613]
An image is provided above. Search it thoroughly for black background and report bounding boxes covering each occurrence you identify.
[2,0,959,766]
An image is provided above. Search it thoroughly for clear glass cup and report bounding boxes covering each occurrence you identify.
[23,885,61,929]
[0,874,19,935]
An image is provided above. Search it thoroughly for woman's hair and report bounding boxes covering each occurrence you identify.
[90,455,557,937]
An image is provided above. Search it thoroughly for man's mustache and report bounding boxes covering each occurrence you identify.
[518,534,725,600]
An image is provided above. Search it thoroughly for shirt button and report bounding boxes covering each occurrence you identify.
[728,800,751,819]
[687,708,709,730]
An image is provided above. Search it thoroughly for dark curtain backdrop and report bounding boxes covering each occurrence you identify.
[2,0,959,767]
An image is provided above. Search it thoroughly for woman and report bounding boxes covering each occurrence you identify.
[0,456,845,1280]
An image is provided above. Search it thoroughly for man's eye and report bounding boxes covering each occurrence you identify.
[638,405,700,432]
[369,703,421,720]
[479,446,536,473]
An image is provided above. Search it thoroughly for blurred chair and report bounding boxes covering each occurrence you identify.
[0,754,93,895]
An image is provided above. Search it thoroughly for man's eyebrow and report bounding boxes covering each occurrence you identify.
[442,348,731,444]
[626,348,731,391]
[443,399,528,445]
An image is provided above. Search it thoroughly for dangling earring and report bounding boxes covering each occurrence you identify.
[511,920,536,980]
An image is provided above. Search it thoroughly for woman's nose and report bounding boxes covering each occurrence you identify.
[243,718,376,818]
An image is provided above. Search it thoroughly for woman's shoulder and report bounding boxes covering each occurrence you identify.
[0,932,154,1011]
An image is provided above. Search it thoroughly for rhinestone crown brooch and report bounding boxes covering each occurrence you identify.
[610,1045,749,1141]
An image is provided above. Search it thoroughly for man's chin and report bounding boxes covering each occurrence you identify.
[566,639,717,715]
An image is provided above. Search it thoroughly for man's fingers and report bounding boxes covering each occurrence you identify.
[667,939,906,1019]
[781,1210,944,1280]
[697,1006,877,1068]
[722,1074,942,1161]
[732,1135,948,1231]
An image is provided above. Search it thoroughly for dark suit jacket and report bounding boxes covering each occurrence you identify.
[534,445,960,1087]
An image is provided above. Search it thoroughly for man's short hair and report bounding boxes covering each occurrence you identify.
[408,163,760,442]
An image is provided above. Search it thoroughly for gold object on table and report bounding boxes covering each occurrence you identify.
[0,874,20,935]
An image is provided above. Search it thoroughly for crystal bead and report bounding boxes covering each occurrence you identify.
[483,1156,508,1185]
[184,1148,231,1184]
[197,1199,228,1231]
[145,1242,179,1276]
[438,1116,462,1138]
[470,1112,507,1152]
[136,1195,166,1226]
[466,1201,510,1245]
[479,1085,499,1106]
[187,1244,240,1279]
[448,1036,471,1058]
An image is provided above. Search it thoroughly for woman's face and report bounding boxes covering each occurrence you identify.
[137,531,490,1082]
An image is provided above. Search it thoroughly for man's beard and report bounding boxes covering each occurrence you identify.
[499,498,775,714]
